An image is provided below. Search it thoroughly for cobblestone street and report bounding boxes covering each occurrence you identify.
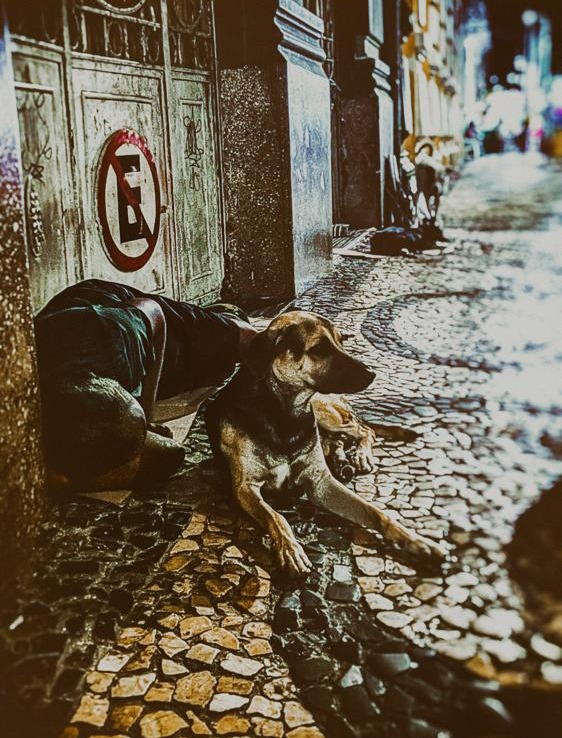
[1,153,562,738]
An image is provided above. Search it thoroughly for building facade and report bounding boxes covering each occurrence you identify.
[0,0,465,576]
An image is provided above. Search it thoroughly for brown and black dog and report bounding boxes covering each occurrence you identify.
[205,311,445,576]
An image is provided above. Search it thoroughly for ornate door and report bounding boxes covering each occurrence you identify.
[7,0,224,310]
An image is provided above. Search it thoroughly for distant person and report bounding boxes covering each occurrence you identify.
[34,280,256,494]
[483,122,504,154]
[464,121,480,159]
[515,119,529,152]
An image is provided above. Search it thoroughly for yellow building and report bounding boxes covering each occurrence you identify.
[401,0,464,212]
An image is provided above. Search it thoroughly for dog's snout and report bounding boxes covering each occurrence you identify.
[353,364,376,391]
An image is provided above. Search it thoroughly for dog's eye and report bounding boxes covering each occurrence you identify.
[308,338,331,357]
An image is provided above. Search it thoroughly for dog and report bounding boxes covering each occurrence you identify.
[370,218,448,256]
[205,311,445,575]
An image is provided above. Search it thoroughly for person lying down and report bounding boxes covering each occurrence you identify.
[34,279,255,494]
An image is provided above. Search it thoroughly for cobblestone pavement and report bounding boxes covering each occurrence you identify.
[1,153,562,738]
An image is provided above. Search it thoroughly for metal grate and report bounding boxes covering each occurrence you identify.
[6,0,64,46]
[168,0,213,70]
[70,0,164,64]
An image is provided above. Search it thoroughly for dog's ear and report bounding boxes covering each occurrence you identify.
[245,330,275,378]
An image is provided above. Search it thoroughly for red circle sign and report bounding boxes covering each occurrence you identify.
[97,129,161,272]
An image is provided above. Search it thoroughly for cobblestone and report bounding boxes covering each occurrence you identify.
[1,154,562,737]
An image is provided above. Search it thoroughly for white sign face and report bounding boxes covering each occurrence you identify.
[97,129,161,272]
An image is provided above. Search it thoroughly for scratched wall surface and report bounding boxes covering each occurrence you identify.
[0,16,46,584]
[286,55,332,296]
[220,65,294,305]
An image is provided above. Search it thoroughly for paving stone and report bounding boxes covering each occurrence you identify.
[384,580,413,597]
[217,676,254,695]
[332,565,353,582]
[358,576,384,593]
[139,710,188,738]
[365,594,393,611]
[433,639,477,661]
[242,621,273,639]
[179,615,212,640]
[86,671,115,694]
[71,694,110,727]
[111,672,156,698]
[481,638,526,663]
[186,642,220,664]
[248,695,283,718]
[414,582,443,602]
[109,704,144,731]
[473,612,513,639]
[293,656,333,682]
[209,692,250,712]
[325,582,361,602]
[201,626,240,650]
[245,637,273,656]
[145,682,175,703]
[252,717,285,737]
[355,556,385,576]
[283,700,314,728]
[158,632,189,657]
[369,653,412,677]
[263,676,296,701]
[174,671,217,706]
[214,715,252,735]
[376,611,413,629]
[161,659,188,676]
[339,665,363,688]
[220,653,264,676]
[97,653,131,673]
[185,710,212,735]
[204,578,233,598]
[531,634,562,661]
[286,728,326,738]
[340,684,378,723]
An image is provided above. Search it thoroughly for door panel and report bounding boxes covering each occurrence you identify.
[170,74,223,302]
[71,60,177,296]
[12,46,79,311]
[7,0,224,307]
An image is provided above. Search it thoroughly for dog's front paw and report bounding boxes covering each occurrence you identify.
[277,537,312,577]
[354,445,376,473]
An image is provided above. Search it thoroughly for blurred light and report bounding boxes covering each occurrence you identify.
[490,74,499,84]
[514,54,527,72]
[522,9,539,27]
[507,72,520,85]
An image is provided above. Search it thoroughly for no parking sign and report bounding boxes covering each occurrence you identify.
[97,129,161,272]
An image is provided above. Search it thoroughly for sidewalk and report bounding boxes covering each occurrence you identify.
[1,153,562,738]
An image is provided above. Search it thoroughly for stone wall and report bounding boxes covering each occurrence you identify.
[0,13,45,583]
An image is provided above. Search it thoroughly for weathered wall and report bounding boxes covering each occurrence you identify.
[286,54,332,295]
[220,66,293,305]
[0,12,45,583]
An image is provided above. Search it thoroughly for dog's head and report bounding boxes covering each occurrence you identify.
[246,311,375,394]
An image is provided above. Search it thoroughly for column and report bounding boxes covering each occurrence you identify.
[216,0,332,305]
[333,0,396,228]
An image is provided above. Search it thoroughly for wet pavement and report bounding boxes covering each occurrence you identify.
[1,153,562,738]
